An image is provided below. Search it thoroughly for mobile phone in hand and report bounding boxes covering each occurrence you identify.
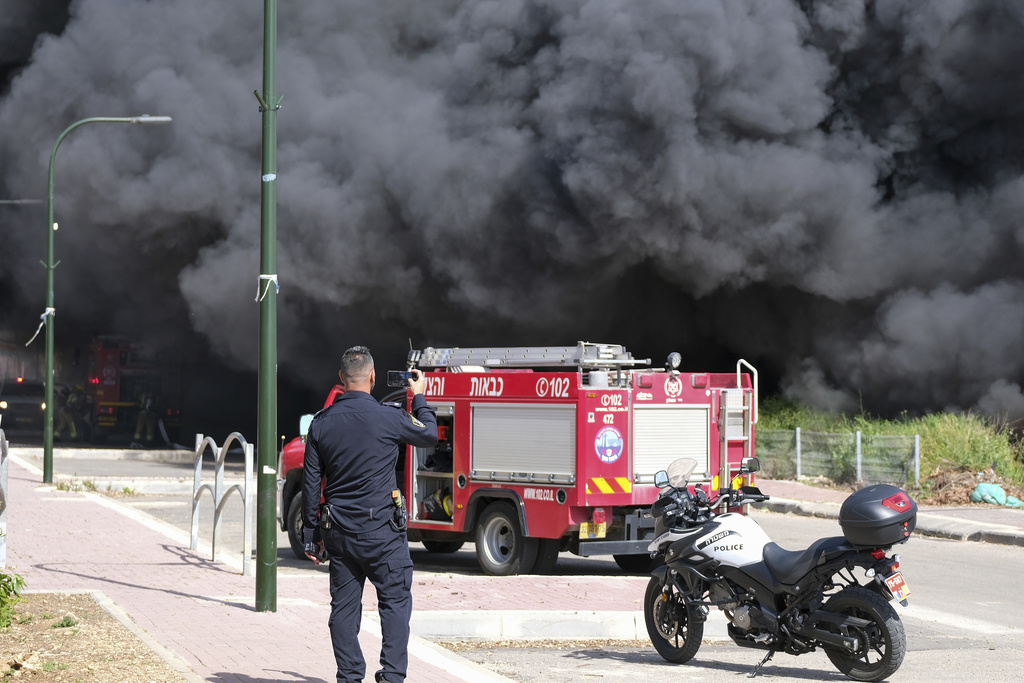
[387,370,416,388]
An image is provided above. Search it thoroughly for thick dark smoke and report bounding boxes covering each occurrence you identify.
[3,0,1024,437]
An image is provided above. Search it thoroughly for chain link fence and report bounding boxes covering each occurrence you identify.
[757,428,920,488]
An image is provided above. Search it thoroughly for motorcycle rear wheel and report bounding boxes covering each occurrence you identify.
[644,576,703,663]
[822,585,906,682]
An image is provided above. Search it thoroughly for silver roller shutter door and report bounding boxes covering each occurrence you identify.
[633,405,710,481]
[471,404,576,478]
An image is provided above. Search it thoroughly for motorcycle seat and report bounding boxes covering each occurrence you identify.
[762,536,850,585]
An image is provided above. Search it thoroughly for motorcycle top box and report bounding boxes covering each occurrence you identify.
[839,484,917,547]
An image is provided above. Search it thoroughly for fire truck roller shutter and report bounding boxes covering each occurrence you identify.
[470,404,575,482]
[633,406,710,483]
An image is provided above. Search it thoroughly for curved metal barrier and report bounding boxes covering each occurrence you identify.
[191,432,253,575]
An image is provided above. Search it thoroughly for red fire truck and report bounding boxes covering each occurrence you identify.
[86,336,183,444]
[277,342,758,575]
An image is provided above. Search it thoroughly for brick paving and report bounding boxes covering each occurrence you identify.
[3,458,517,682]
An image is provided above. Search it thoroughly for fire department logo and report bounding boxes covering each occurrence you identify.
[594,426,623,464]
[665,376,683,399]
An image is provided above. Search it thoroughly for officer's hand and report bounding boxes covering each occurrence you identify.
[408,368,427,395]
[304,541,326,565]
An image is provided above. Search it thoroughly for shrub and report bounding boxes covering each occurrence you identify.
[0,571,26,628]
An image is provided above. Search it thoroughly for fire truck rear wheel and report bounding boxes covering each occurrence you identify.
[613,553,655,573]
[287,492,308,561]
[422,540,465,553]
[475,502,538,576]
[531,539,560,575]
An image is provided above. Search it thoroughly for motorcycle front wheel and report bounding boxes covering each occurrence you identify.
[644,576,703,663]
[822,585,906,682]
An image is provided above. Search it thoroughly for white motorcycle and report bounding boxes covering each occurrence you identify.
[645,457,915,681]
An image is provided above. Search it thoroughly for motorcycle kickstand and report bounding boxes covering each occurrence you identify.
[748,648,776,678]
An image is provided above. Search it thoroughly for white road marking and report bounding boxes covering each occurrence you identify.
[899,603,1020,635]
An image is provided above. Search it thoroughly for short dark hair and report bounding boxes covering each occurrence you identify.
[340,346,374,382]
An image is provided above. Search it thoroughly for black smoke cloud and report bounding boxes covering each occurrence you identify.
[2,0,1024,436]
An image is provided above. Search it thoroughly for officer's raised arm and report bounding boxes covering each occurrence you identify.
[399,369,437,447]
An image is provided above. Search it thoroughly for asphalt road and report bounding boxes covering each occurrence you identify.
[451,512,1024,682]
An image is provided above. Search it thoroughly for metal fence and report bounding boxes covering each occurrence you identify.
[757,428,920,488]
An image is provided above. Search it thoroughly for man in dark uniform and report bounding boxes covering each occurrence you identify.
[302,346,437,683]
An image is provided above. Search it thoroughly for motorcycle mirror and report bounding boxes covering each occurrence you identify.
[654,470,670,488]
[741,456,760,474]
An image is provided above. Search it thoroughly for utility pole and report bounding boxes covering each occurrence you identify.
[254,0,281,612]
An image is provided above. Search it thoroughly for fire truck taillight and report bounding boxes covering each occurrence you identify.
[592,508,607,525]
[89,377,100,385]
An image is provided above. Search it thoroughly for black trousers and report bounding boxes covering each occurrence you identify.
[323,521,413,683]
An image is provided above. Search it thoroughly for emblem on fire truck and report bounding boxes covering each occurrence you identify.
[664,375,683,399]
[594,425,624,464]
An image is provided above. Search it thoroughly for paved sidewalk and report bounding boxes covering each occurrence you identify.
[2,456,515,683]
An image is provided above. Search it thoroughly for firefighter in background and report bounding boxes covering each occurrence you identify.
[55,385,75,441]
[67,384,87,440]
[133,391,159,446]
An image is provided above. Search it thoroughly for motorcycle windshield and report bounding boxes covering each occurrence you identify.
[665,458,698,489]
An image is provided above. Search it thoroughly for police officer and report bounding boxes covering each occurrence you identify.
[303,346,437,683]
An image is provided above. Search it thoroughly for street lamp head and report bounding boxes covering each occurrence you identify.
[128,115,173,124]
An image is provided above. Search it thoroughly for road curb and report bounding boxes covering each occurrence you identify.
[8,445,194,462]
[7,451,238,495]
[408,609,730,642]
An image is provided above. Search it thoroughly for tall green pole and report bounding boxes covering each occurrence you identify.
[255,0,280,612]
[41,116,171,484]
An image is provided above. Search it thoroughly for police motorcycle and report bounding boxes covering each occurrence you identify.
[645,456,916,681]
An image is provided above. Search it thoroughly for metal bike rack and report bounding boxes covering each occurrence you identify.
[191,432,253,576]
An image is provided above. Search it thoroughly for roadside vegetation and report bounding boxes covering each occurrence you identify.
[759,397,1024,499]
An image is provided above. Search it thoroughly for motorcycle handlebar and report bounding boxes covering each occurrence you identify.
[654,487,770,524]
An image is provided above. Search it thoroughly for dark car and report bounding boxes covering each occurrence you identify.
[0,377,47,433]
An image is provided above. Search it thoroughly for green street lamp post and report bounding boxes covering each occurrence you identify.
[254,0,281,613]
[42,115,172,483]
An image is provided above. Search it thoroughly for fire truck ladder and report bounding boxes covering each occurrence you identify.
[719,359,758,507]
[412,342,650,370]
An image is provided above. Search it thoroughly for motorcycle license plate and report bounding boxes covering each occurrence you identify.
[884,571,910,602]
[579,522,607,539]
